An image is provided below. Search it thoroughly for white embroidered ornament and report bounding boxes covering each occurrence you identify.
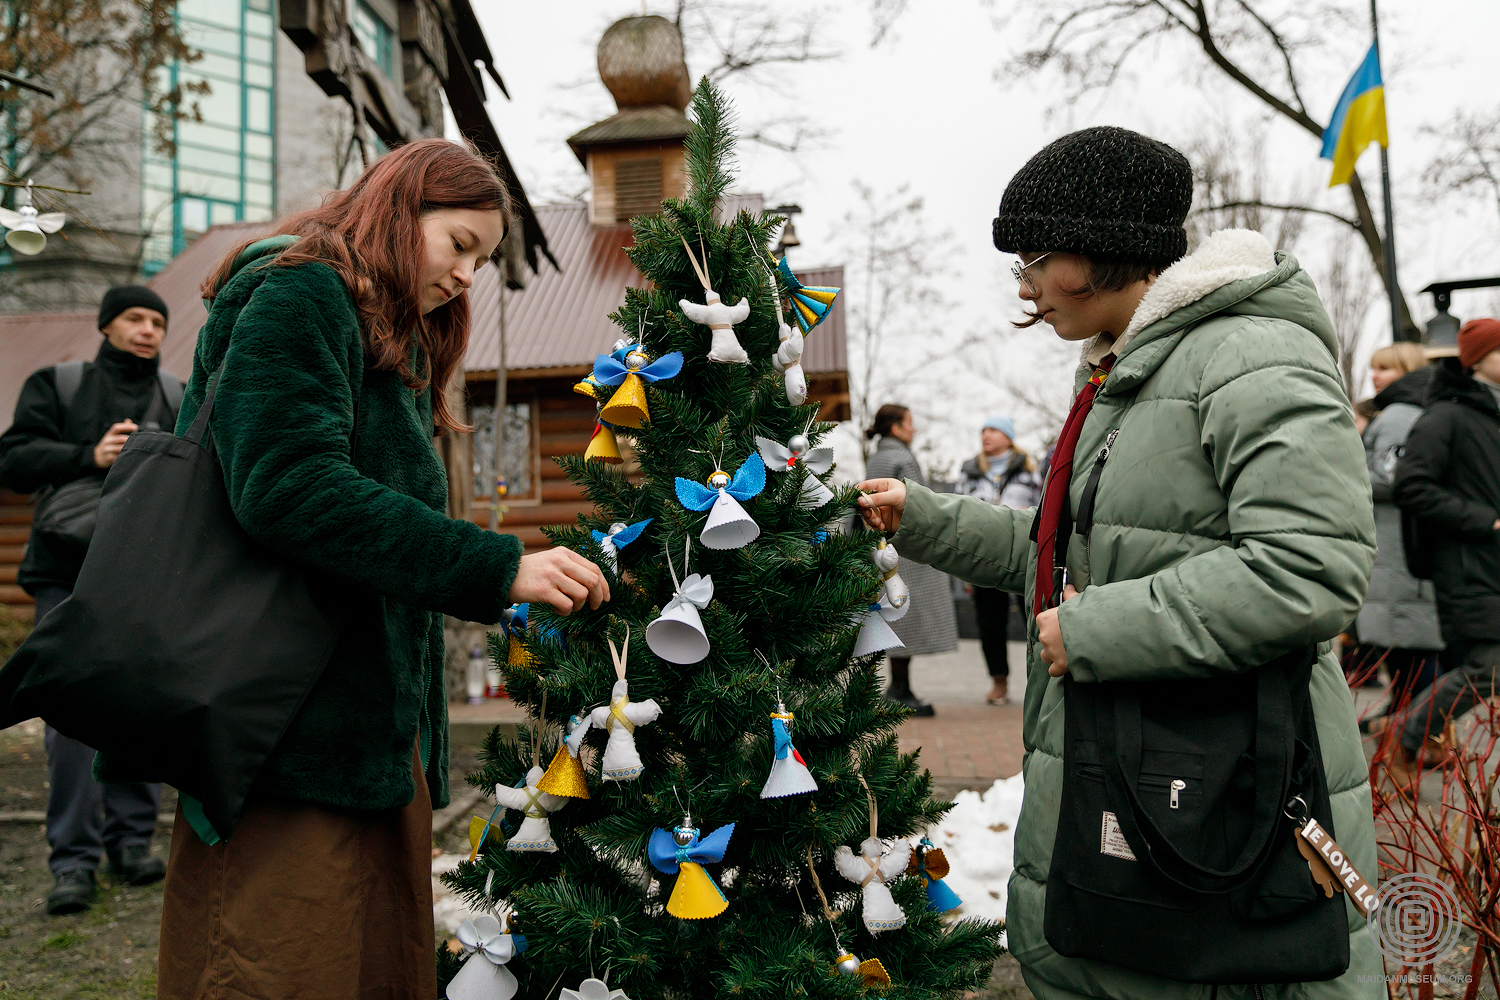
[645,541,713,665]
[569,628,660,781]
[771,321,807,405]
[834,836,912,934]
[852,539,911,657]
[755,433,834,509]
[492,764,566,853]
[447,913,520,1000]
[678,235,750,363]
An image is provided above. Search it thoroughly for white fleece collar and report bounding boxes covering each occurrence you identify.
[1083,229,1278,365]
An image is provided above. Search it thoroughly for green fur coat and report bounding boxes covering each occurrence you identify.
[172,242,522,812]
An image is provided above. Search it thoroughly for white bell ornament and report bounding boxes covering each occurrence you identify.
[645,541,714,665]
[447,913,521,1000]
[674,455,766,550]
[755,433,834,510]
[834,836,912,934]
[559,979,630,1000]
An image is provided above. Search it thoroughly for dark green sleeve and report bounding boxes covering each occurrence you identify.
[209,264,521,624]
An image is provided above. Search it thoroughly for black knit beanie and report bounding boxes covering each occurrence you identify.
[98,285,169,332]
[992,126,1193,267]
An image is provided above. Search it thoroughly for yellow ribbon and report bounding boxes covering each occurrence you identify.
[607,695,636,735]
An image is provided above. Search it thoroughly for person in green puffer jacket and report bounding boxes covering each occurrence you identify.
[153,139,610,1000]
[857,128,1381,999]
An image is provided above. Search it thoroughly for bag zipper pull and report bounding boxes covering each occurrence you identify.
[1169,779,1185,809]
[1098,428,1119,462]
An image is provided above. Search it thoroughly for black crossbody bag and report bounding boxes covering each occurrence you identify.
[0,359,349,837]
[1040,431,1349,985]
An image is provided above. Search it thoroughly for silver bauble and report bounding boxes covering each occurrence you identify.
[788,434,810,455]
[835,952,861,976]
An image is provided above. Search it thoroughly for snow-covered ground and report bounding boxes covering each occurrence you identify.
[922,773,1025,944]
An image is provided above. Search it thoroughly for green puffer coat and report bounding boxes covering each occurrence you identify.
[893,230,1381,999]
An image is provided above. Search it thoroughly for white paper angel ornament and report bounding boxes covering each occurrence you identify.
[491,764,566,852]
[871,537,909,612]
[674,454,766,550]
[678,235,751,363]
[570,627,661,781]
[559,979,630,1000]
[755,433,834,509]
[447,911,526,1000]
[759,702,818,799]
[852,538,912,657]
[835,837,913,934]
[645,540,713,665]
[591,518,651,575]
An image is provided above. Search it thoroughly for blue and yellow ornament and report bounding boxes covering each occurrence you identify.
[647,816,736,919]
[594,345,684,428]
[907,837,962,913]
[776,257,840,333]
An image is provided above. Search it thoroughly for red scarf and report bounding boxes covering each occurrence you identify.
[1033,354,1116,616]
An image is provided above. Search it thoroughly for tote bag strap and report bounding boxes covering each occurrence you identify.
[1096,648,1310,894]
[184,359,228,447]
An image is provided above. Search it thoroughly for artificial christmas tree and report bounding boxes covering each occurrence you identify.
[443,79,1002,999]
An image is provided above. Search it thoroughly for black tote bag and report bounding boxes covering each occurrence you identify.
[1043,645,1350,985]
[0,361,348,837]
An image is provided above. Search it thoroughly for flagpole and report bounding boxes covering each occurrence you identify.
[1371,0,1406,342]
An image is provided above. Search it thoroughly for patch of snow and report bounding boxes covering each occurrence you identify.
[432,853,491,935]
[922,773,1024,946]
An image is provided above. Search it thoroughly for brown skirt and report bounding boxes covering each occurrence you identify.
[157,748,436,1000]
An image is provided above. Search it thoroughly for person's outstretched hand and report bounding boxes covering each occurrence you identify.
[510,548,609,615]
[1037,584,1080,676]
[855,478,907,534]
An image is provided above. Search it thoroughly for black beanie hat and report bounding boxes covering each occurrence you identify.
[98,285,169,332]
[992,126,1193,267]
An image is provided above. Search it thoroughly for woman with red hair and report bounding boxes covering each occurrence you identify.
[155,139,608,998]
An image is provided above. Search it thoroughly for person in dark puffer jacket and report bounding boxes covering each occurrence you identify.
[1391,319,1500,787]
[151,139,609,1000]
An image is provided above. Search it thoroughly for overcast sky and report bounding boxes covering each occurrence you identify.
[470,0,1500,477]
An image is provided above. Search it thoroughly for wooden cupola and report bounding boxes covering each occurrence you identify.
[567,15,692,227]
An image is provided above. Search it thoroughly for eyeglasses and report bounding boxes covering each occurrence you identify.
[1011,252,1053,295]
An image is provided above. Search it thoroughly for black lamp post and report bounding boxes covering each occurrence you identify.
[1421,277,1500,356]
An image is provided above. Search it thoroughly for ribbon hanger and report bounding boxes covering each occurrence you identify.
[607,623,631,682]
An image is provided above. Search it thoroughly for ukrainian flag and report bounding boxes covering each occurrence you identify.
[1320,44,1388,187]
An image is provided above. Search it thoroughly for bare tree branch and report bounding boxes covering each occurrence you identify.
[996,0,1416,336]
[1422,107,1500,225]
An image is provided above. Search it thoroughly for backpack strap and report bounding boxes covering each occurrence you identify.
[157,371,184,415]
[53,361,86,411]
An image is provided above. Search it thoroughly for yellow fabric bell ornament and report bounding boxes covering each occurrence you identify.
[647,815,736,919]
[585,420,623,464]
[592,346,684,429]
[536,715,591,799]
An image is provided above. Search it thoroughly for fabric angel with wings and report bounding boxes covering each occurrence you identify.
[755,434,834,509]
[674,454,766,550]
[567,628,660,781]
[648,820,737,919]
[491,765,567,853]
[852,539,912,657]
[835,837,913,933]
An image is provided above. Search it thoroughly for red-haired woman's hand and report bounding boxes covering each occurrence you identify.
[855,478,906,533]
[510,548,609,614]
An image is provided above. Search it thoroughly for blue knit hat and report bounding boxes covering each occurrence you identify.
[981,415,1016,441]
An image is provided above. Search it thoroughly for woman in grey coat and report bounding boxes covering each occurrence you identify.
[1356,344,1443,710]
[863,404,958,716]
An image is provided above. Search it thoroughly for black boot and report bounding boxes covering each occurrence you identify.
[47,869,96,915]
[885,684,935,717]
[109,843,166,887]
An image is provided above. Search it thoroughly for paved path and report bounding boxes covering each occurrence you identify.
[448,640,1028,796]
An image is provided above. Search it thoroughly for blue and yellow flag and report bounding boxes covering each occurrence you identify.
[1320,44,1388,187]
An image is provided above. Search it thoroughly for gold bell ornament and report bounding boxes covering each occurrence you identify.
[585,420,623,464]
[536,715,592,799]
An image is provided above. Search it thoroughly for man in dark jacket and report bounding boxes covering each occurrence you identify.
[1392,318,1500,784]
[0,285,179,914]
